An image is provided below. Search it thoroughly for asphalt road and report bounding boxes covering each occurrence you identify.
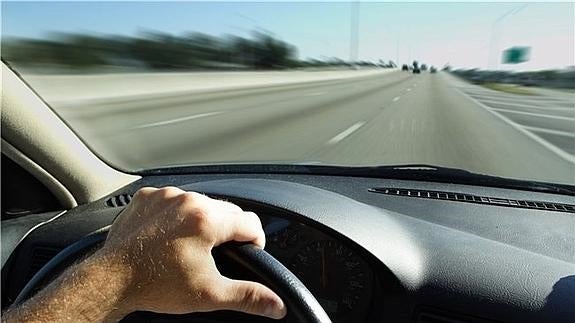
[457,85,575,156]
[55,71,575,185]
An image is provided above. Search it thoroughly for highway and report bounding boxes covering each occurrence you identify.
[54,71,575,185]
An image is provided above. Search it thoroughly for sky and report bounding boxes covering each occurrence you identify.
[2,1,574,70]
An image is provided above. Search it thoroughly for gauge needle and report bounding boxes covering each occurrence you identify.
[321,247,327,289]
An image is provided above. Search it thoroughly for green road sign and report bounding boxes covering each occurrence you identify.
[502,47,531,64]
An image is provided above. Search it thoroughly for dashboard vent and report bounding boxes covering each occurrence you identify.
[369,188,575,213]
[105,193,133,207]
[27,246,62,280]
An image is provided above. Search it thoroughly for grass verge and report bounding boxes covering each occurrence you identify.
[481,83,535,95]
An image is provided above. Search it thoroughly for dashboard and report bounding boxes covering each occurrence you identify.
[257,201,379,323]
[265,217,374,322]
[2,174,574,323]
[123,199,384,323]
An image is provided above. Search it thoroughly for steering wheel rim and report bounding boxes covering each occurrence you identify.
[14,228,332,323]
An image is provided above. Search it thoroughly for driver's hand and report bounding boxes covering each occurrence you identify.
[98,186,287,319]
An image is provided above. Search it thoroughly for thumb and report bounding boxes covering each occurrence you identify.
[216,278,287,319]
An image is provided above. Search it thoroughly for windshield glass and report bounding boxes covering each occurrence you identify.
[2,1,574,185]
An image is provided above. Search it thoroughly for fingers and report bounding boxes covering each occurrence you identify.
[175,192,265,248]
[215,211,266,249]
[214,278,286,320]
[215,199,243,213]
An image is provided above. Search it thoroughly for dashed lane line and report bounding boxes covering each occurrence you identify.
[128,111,224,130]
[327,122,366,145]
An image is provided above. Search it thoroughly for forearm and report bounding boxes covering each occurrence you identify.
[3,251,134,323]
[2,188,286,321]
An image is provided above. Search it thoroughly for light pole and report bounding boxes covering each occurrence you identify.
[349,1,359,67]
[396,38,399,67]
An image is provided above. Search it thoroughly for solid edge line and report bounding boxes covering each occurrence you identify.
[522,126,575,138]
[455,88,575,164]
[461,91,572,104]
[471,98,575,111]
[489,108,574,121]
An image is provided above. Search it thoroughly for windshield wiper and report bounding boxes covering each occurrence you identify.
[141,163,575,196]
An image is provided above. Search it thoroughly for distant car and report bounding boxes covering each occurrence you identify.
[430,67,437,73]
[402,64,409,71]
[413,67,421,74]
[421,64,428,71]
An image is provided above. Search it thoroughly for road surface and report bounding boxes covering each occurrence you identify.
[52,71,575,185]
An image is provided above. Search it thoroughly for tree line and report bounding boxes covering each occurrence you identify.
[2,31,391,71]
[452,68,575,89]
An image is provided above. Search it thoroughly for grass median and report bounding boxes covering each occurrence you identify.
[480,83,535,95]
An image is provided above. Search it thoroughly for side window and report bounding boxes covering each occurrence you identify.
[1,154,62,219]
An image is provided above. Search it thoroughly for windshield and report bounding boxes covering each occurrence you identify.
[2,1,574,185]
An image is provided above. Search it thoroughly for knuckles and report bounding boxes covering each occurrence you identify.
[174,191,200,206]
[133,186,157,199]
[157,186,184,199]
[187,209,213,234]
[129,187,223,237]
[133,187,204,207]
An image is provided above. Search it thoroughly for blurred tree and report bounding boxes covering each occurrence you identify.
[128,32,193,69]
[251,32,296,69]
[3,30,308,71]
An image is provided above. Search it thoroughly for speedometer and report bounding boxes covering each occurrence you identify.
[289,240,371,322]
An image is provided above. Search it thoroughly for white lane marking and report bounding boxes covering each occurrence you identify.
[467,94,574,107]
[456,88,575,164]
[129,111,224,130]
[523,126,575,138]
[472,98,574,111]
[304,91,326,97]
[490,108,574,121]
[411,120,416,133]
[465,91,572,104]
[393,96,401,102]
[406,88,412,92]
[413,84,417,87]
[327,122,365,145]
[470,93,570,102]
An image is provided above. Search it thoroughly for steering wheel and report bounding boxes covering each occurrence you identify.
[14,227,332,323]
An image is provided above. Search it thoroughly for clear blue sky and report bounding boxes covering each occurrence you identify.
[2,1,573,70]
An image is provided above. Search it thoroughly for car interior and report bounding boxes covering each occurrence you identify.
[1,60,574,323]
